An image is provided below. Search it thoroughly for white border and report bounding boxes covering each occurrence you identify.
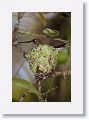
[0,0,83,114]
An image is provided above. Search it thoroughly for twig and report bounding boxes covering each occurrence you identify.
[17,12,25,23]
[12,13,28,59]
[37,80,42,101]
[18,30,46,38]
[12,13,25,42]
[55,70,71,77]
[33,70,71,85]
[14,45,28,59]
[42,86,58,96]
[12,12,25,42]
[19,89,30,102]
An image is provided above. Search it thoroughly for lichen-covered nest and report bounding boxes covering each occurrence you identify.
[28,44,58,75]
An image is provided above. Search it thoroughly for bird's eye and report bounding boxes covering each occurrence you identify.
[32,39,37,43]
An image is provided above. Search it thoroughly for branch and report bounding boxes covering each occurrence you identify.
[12,13,25,42]
[18,30,46,38]
[33,69,71,84]
[55,70,71,77]
[42,86,58,96]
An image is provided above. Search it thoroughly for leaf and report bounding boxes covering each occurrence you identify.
[57,48,68,64]
[12,78,43,101]
[37,12,46,26]
[43,28,59,38]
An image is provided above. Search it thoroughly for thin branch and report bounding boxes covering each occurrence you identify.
[33,69,71,84]
[19,90,30,102]
[18,30,46,38]
[42,86,58,96]
[17,12,25,23]
[14,45,28,59]
[12,13,28,59]
[55,70,71,77]
[12,12,25,42]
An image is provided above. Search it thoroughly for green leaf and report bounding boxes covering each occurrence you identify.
[12,78,43,102]
[43,28,59,38]
[57,48,68,64]
[37,12,46,26]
